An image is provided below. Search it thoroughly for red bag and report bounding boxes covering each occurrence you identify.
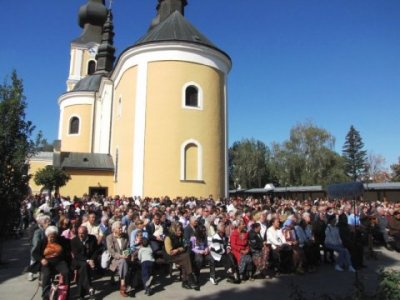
[49,275,68,300]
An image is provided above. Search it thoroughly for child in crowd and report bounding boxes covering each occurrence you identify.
[138,238,155,295]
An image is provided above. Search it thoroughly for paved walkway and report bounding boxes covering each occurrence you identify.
[0,233,399,300]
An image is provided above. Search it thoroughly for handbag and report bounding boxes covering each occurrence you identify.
[101,250,111,269]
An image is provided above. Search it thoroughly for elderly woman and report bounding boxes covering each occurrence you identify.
[40,225,70,300]
[164,222,199,290]
[106,221,132,297]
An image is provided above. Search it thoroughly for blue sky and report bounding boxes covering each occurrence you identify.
[1,0,399,167]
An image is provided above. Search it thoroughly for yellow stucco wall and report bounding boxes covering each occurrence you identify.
[61,104,93,152]
[144,61,226,198]
[110,66,138,196]
[28,160,53,194]
[59,170,114,197]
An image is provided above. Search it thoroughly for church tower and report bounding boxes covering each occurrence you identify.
[66,0,108,91]
[110,0,231,197]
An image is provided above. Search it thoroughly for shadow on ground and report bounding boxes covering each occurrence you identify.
[0,234,31,284]
[0,229,399,300]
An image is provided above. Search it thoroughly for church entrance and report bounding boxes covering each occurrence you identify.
[89,187,108,197]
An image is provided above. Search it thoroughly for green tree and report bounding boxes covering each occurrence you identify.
[269,122,348,186]
[342,125,367,181]
[390,158,400,182]
[34,165,71,195]
[0,70,35,261]
[229,138,270,189]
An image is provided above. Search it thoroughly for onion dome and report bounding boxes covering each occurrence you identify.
[78,0,108,28]
[73,0,108,45]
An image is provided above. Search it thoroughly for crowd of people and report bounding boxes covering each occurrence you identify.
[21,193,400,300]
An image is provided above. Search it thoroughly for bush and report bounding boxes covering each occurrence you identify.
[376,269,400,300]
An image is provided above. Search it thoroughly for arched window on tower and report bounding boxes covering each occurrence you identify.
[182,82,203,110]
[69,116,80,134]
[87,60,96,75]
[181,140,203,181]
[185,85,198,107]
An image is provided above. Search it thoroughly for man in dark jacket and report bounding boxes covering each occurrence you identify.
[71,226,100,299]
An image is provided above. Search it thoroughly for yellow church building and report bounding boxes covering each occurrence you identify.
[29,0,231,199]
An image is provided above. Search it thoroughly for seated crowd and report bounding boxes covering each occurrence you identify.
[23,193,400,299]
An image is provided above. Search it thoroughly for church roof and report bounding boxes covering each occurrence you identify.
[72,74,103,92]
[134,10,217,50]
[54,152,114,171]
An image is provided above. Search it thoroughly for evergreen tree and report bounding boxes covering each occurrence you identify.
[0,71,35,260]
[342,125,367,181]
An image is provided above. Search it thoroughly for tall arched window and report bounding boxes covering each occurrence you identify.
[181,139,203,181]
[69,116,80,134]
[185,143,198,180]
[182,82,203,110]
[87,60,96,75]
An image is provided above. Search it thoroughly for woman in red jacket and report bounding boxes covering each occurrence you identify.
[230,219,253,281]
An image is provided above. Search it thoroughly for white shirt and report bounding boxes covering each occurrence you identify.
[82,222,100,237]
[267,226,286,249]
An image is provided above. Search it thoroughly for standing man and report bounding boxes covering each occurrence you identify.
[27,214,51,281]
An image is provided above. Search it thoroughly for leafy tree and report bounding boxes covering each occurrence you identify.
[390,158,400,182]
[229,138,270,189]
[365,152,389,182]
[0,70,35,260]
[34,165,71,195]
[342,125,367,181]
[270,122,348,186]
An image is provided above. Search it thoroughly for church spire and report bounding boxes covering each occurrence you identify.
[95,10,116,74]
[149,0,188,31]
